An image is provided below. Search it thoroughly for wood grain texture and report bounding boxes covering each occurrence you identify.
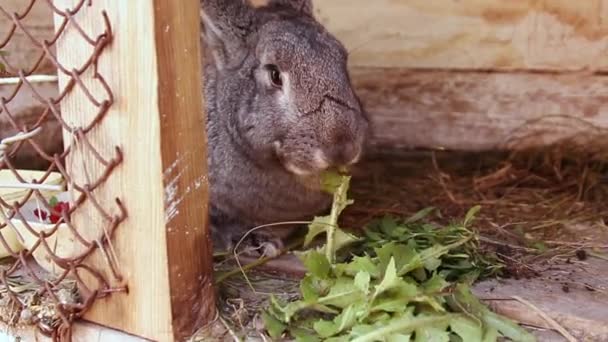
[11,0,608,73]
[52,1,213,341]
[311,0,608,71]
[352,68,608,151]
[154,0,216,339]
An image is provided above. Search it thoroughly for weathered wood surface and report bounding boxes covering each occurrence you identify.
[52,0,214,340]
[4,69,608,161]
[312,0,608,72]
[353,68,608,151]
[7,0,608,73]
[3,0,607,158]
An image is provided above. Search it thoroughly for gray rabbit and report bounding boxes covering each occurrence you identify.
[200,0,370,256]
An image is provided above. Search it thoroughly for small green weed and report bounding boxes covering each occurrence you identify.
[262,172,535,342]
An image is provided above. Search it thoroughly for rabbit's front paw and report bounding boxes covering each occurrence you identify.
[251,233,285,258]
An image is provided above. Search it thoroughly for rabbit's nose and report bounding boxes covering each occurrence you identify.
[323,140,362,168]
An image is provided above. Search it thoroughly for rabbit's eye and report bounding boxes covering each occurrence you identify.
[265,64,283,88]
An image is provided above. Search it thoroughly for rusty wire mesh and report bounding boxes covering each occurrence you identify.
[0,0,126,340]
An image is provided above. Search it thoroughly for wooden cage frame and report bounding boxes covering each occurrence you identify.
[1,0,608,341]
[2,0,215,341]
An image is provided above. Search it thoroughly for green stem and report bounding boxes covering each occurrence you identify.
[325,178,349,264]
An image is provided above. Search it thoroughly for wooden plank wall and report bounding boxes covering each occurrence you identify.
[2,0,607,157]
[315,0,608,72]
[310,0,608,151]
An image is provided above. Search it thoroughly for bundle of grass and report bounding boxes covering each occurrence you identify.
[210,172,535,341]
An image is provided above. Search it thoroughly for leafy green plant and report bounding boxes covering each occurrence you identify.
[360,206,504,284]
[262,172,535,342]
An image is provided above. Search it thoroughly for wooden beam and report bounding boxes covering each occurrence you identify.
[52,0,213,341]
[352,68,608,151]
[17,0,608,73]
[312,0,608,72]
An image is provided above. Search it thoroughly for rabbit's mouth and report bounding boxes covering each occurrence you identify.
[273,141,360,177]
[273,141,328,177]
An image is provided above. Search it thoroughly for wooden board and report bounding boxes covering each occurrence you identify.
[8,0,608,73]
[352,68,608,151]
[52,0,214,341]
[311,0,608,72]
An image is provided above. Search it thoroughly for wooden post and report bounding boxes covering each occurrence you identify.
[52,1,214,341]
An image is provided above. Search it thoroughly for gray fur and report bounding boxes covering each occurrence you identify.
[200,0,370,254]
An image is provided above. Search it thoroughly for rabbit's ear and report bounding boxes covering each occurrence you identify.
[267,0,313,17]
[200,0,255,69]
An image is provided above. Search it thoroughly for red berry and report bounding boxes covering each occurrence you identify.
[50,201,70,223]
[50,214,61,223]
[33,209,48,221]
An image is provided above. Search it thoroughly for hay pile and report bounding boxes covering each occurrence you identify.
[0,258,79,333]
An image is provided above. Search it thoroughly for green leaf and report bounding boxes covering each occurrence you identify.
[301,275,320,302]
[414,325,451,342]
[450,316,483,342]
[405,207,436,224]
[333,227,361,251]
[350,315,455,342]
[314,320,337,338]
[354,271,371,295]
[372,257,400,299]
[321,170,345,194]
[388,334,412,342]
[304,215,332,247]
[399,237,473,275]
[370,298,408,313]
[422,273,450,293]
[379,215,399,236]
[268,295,316,323]
[481,327,499,342]
[447,284,536,342]
[423,254,442,272]
[375,242,418,274]
[49,196,58,207]
[318,277,366,309]
[302,250,331,279]
[339,255,381,279]
[325,337,350,342]
[350,324,378,338]
[318,227,361,256]
[314,303,361,338]
[463,205,481,227]
[294,330,321,342]
[262,310,286,339]
[482,310,535,342]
